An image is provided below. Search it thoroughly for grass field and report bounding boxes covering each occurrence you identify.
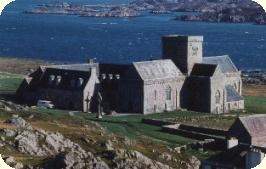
[245,96,266,114]
[0,72,23,91]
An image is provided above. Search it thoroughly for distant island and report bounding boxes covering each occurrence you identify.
[25,3,141,18]
[25,0,266,24]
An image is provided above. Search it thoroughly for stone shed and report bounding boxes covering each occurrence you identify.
[228,114,266,148]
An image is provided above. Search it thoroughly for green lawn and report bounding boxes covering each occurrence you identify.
[0,72,23,91]
[85,113,196,146]
[245,96,266,114]
[21,109,196,146]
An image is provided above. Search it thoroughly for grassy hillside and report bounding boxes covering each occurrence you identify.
[0,72,23,91]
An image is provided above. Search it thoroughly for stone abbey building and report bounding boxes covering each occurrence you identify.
[17,35,244,114]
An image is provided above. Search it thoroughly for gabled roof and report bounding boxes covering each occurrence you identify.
[203,55,238,73]
[238,114,266,147]
[133,59,183,81]
[190,63,218,77]
[225,85,244,102]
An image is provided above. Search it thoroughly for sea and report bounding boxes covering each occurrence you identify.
[0,0,266,70]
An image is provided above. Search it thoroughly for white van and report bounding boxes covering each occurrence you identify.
[37,100,55,109]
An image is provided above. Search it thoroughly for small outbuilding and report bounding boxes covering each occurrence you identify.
[228,114,266,148]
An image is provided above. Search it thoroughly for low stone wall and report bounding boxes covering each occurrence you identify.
[177,124,227,136]
[141,118,174,126]
[142,118,228,149]
[142,118,227,136]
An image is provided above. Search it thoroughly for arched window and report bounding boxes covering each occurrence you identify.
[215,90,221,104]
[77,78,84,87]
[55,76,62,85]
[165,86,171,100]
[48,75,55,85]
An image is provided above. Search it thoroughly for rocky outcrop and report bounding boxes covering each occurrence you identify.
[3,156,24,169]
[105,149,172,169]
[1,116,186,169]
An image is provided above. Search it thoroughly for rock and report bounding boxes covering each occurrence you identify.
[0,128,17,137]
[44,149,110,169]
[15,130,47,156]
[6,116,32,130]
[1,136,5,141]
[101,140,114,151]
[4,156,15,165]
[159,152,172,161]
[186,156,201,169]
[173,145,186,153]
[14,162,24,169]
[114,150,172,169]
[45,132,75,153]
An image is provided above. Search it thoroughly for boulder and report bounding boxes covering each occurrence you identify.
[5,116,32,130]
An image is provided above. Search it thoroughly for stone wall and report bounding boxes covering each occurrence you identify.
[143,77,184,114]
[37,88,83,110]
[225,72,242,95]
[186,76,211,113]
[118,80,143,113]
[210,68,227,114]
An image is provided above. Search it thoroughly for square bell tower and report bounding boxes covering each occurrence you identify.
[162,35,203,75]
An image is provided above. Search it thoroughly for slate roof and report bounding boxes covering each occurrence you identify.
[99,63,131,76]
[190,63,218,77]
[133,59,183,81]
[47,63,98,72]
[238,114,266,147]
[225,85,244,102]
[203,55,238,73]
[39,67,92,90]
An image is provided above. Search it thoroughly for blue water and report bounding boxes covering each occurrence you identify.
[0,0,266,70]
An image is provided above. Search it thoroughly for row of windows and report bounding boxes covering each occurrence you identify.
[48,75,84,87]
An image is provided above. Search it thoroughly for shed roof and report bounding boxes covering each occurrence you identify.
[225,85,244,102]
[203,55,238,73]
[190,63,218,77]
[239,114,266,147]
[133,59,183,81]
